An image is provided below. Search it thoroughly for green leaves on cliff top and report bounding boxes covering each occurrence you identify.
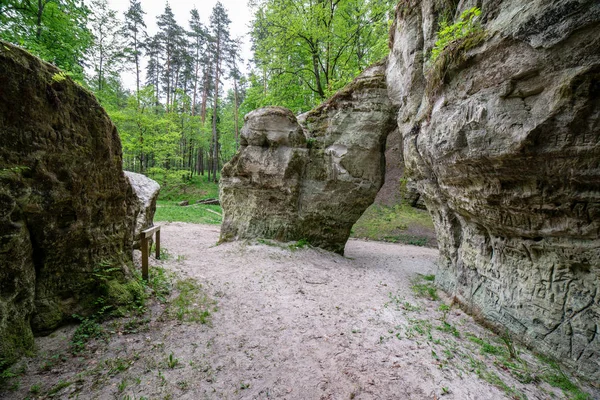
[430,7,482,63]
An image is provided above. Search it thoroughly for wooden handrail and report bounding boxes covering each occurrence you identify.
[140,225,161,281]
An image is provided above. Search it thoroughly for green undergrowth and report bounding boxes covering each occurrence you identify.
[153,175,221,224]
[154,201,222,224]
[380,273,594,400]
[351,204,436,247]
[157,175,219,202]
[69,264,215,355]
[165,279,217,324]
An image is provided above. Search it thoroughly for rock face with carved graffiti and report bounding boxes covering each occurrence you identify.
[0,42,153,365]
[220,62,397,254]
[387,0,600,380]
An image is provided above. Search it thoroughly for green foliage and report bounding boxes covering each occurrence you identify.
[538,358,592,399]
[411,275,439,301]
[430,7,481,62]
[167,353,179,369]
[145,266,174,303]
[426,7,485,98]
[71,317,105,353]
[246,0,396,113]
[437,321,460,337]
[167,278,216,324]
[29,383,41,394]
[0,0,92,79]
[288,238,310,251]
[47,380,73,396]
[51,72,68,83]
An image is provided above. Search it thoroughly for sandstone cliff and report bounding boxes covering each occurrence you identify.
[387,0,600,379]
[0,42,142,366]
[220,62,397,253]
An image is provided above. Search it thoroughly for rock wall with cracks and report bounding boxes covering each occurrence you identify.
[387,0,600,379]
[0,42,148,366]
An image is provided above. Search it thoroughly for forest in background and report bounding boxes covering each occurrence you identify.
[0,0,395,186]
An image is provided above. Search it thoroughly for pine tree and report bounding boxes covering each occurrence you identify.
[156,3,186,112]
[123,0,147,105]
[188,8,208,117]
[208,1,233,182]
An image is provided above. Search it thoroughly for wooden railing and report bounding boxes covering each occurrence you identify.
[141,225,161,281]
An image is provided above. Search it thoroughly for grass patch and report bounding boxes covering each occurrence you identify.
[351,204,435,247]
[154,201,222,224]
[47,379,72,396]
[166,278,216,324]
[537,355,592,400]
[437,321,460,338]
[289,238,310,251]
[157,175,219,202]
[411,274,439,301]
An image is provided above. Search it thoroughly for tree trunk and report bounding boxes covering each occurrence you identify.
[234,78,239,150]
[36,0,44,39]
[211,35,221,182]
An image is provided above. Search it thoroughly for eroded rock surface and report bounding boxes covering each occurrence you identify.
[387,0,600,379]
[125,171,160,249]
[220,63,397,253]
[0,42,138,365]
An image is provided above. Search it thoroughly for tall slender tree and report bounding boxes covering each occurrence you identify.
[88,0,123,93]
[155,3,186,112]
[123,0,147,105]
[208,1,233,182]
[188,8,207,116]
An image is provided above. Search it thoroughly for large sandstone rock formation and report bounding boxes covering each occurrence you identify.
[125,171,160,249]
[387,0,600,379]
[0,42,143,366]
[220,62,397,253]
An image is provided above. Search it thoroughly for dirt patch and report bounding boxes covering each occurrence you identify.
[2,223,596,399]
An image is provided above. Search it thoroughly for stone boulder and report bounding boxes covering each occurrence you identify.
[0,42,138,366]
[387,0,600,379]
[220,62,397,253]
[220,107,309,242]
[125,171,160,249]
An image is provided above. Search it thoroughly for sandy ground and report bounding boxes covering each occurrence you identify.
[3,223,597,400]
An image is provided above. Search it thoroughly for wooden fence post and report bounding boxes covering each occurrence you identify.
[141,236,149,281]
[155,229,160,260]
[140,225,161,281]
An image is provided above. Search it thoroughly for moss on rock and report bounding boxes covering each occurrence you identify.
[0,41,138,367]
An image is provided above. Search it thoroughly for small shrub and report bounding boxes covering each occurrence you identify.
[289,238,310,250]
[430,8,481,63]
[51,72,68,83]
[71,316,105,353]
[29,383,41,394]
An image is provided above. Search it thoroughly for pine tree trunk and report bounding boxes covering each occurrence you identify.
[234,78,239,150]
[211,35,221,183]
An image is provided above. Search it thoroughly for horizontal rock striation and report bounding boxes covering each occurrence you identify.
[0,42,141,365]
[387,0,600,379]
[220,62,397,253]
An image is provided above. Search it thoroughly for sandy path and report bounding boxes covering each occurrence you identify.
[150,223,525,399]
[4,223,593,400]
